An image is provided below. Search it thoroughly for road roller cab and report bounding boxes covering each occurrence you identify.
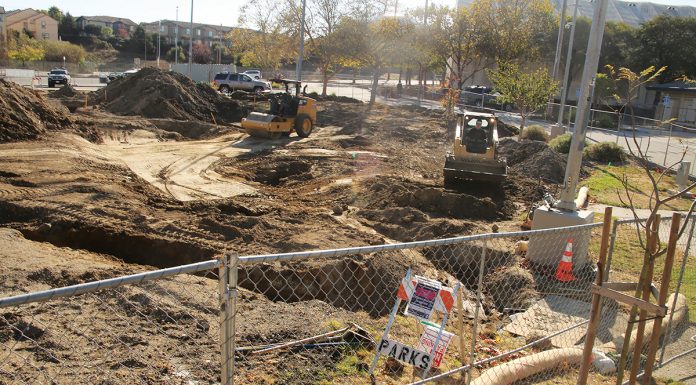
[241,79,317,139]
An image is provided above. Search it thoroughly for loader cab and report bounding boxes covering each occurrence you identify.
[444,111,507,184]
[454,113,498,159]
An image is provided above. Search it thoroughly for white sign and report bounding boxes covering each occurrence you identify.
[663,95,671,107]
[417,325,455,368]
[378,338,432,370]
[405,276,441,321]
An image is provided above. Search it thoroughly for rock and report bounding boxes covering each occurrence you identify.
[332,206,343,215]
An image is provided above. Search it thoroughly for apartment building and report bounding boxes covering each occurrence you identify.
[76,16,137,38]
[144,20,233,47]
[5,8,58,41]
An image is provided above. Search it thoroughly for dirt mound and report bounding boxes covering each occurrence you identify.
[0,79,73,143]
[497,119,519,138]
[49,84,80,99]
[485,266,539,311]
[360,176,515,220]
[92,67,246,124]
[357,207,478,241]
[498,138,566,183]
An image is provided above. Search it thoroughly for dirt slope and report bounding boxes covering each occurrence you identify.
[0,79,73,143]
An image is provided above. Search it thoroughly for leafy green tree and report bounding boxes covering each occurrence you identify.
[633,16,696,81]
[232,0,295,70]
[8,34,45,65]
[58,13,79,42]
[166,46,186,63]
[47,6,63,22]
[488,62,559,134]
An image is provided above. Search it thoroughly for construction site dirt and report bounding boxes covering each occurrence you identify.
[0,72,577,383]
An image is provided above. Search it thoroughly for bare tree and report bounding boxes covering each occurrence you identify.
[606,65,696,385]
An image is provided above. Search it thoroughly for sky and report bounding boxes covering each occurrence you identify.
[3,0,694,26]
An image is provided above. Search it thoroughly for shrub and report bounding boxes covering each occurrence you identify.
[40,40,86,63]
[548,133,589,154]
[583,142,626,163]
[521,125,549,142]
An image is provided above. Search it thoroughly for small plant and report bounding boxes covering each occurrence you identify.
[583,142,626,163]
[520,125,549,142]
[592,112,618,129]
[548,133,589,154]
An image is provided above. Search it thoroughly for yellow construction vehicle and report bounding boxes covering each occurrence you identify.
[444,111,507,184]
[241,79,317,139]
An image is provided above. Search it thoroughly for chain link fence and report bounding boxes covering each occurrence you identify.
[1,217,694,384]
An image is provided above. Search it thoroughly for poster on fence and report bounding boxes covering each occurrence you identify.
[416,323,454,368]
[405,276,441,321]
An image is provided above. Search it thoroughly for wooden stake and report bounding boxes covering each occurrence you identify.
[577,206,613,385]
[628,216,660,385]
[641,213,681,384]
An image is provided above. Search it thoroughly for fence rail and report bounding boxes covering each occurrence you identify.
[1,216,694,384]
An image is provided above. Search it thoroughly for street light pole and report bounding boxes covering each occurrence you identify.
[556,0,610,211]
[157,20,161,68]
[556,0,580,128]
[188,0,193,79]
[551,0,568,82]
[175,6,179,65]
[296,0,307,81]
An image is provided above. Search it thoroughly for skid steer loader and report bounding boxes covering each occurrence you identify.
[241,79,317,139]
[443,111,507,185]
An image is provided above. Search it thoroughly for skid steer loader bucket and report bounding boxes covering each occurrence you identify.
[444,157,507,183]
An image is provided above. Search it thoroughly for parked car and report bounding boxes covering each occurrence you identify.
[213,72,271,94]
[243,70,262,80]
[47,68,71,88]
[461,85,513,111]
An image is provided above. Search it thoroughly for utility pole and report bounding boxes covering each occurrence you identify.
[551,0,568,83]
[556,0,580,129]
[218,24,222,65]
[157,20,161,68]
[175,6,179,65]
[296,0,307,81]
[556,0,610,211]
[188,0,193,79]
[424,0,429,24]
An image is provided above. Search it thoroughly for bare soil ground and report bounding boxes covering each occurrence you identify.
[5,80,686,384]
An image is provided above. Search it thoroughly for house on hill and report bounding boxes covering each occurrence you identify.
[76,16,137,38]
[5,8,58,41]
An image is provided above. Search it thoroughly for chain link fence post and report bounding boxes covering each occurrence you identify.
[466,240,486,385]
[220,252,238,385]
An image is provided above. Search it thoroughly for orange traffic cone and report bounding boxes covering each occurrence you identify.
[555,238,576,282]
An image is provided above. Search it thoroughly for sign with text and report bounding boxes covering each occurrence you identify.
[416,325,454,368]
[378,338,432,370]
[405,276,441,321]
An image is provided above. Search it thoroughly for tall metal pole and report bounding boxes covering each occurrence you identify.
[296,0,307,81]
[551,0,568,82]
[424,0,429,24]
[557,0,579,127]
[556,0,610,211]
[175,6,179,65]
[188,0,193,79]
[218,24,222,64]
[157,20,161,68]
